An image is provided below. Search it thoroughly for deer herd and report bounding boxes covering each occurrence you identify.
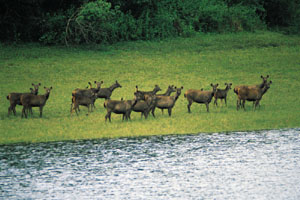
[6,75,272,122]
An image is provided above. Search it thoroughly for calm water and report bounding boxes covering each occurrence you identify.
[1,129,300,200]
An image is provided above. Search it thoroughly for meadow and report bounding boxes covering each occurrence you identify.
[1,31,300,145]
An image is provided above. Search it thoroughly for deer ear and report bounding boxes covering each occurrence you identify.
[181,86,184,89]
[88,82,91,84]
[216,83,219,87]
[94,81,97,83]
[267,75,269,78]
[32,83,34,86]
[44,86,46,89]
[269,81,272,84]
[50,87,53,90]
[225,83,227,85]
[30,88,33,91]
[261,75,264,78]
[101,81,103,83]
[39,83,41,86]
[230,83,232,85]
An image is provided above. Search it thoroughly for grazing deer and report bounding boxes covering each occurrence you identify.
[7,83,41,116]
[214,83,232,106]
[21,86,52,118]
[184,84,218,113]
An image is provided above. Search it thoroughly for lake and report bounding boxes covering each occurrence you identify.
[1,128,300,199]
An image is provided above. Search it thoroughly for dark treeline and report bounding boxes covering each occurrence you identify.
[0,0,299,44]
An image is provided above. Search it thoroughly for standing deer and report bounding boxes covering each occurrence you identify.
[21,86,53,118]
[184,84,218,113]
[72,81,103,112]
[234,75,270,108]
[7,83,41,116]
[236,81,272,110]
[104,92,143,122]
[71,92,97,116]
[214,83,232,106]
[151,86,183,117]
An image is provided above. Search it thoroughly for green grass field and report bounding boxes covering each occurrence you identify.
[1,31,300,145]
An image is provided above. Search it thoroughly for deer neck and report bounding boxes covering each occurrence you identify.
[109,84,118,92]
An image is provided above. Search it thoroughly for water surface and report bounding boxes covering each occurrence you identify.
[1,129,300,199]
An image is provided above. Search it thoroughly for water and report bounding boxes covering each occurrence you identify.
[1,129,300,200]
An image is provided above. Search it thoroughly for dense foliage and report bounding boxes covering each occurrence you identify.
[0,0,299,44]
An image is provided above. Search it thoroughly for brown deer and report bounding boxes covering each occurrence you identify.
[96,80,122,99]
[214,83,232,106]
[132,94,157,119]
[7,83,41,116]
[153,85,177,115]
[151,86,183,117]
[135,85,161,99]
[71,81,103,112]
[237,81,272,110]
[234,75,269,108]
[184,84,218,113]
[21,86,53,118]
[104,92,143,122]
[71,92,97,116]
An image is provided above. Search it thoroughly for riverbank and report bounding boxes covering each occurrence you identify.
[1,31,300,145]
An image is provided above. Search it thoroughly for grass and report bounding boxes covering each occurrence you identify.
[1,31,300,145]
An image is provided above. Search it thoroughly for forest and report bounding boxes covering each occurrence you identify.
[0,0,299,45]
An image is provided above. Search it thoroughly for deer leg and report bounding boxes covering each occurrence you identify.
[242,100,246,111]
[224,98,227,106]
[151,107,156,118]
[214,98,218,107]
[127,112,131,120]
[105,111,111,122]
[168,108,172,116]
[23,106,28,118]
[254,100,259,111]
[8,106,11,116]
[205,103,209,112]
[236,99,240,110]
[12,105,17,116]
[144,111,148,119]
[187,101,192,113]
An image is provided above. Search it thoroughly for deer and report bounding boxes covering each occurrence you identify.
[71,92,97,116]
[234,75,270,108]
[95,80,122,100]
[151,86,183,117]
[184,83,218,113]
[71,81,103,112]
[214,83,232,106]
[132,94,157,119]
[237,81,272,110]
[20,86,52,118]
[104,91,143,122]
[7,83,41,116]
[153,85,177,115]
[135,85,161,99]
